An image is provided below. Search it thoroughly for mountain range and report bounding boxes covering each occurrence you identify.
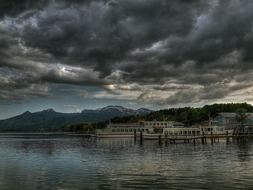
[0,106,152,132]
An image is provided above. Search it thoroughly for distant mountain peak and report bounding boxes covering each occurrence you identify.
[22,111,31,115]
[42,108,56,113]
[99,105,129,112]
[137,108,152,111]
[136,108,151,113]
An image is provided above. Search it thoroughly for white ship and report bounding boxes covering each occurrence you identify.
[96,120,231,139]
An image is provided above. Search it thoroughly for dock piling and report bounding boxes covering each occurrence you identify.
[134,129,137,142]
[140,131,143,145]
[158,135,162,146]
[226,131,229,143]
[165,132,168,146]
[202,132,205,144]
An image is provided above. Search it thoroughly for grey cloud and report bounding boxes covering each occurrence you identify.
[0,67,50,103]
[157,81,253,105]
[1,0,253,105]
[19,0,206,75]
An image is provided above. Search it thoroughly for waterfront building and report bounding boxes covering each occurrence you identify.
[215,112,253,130]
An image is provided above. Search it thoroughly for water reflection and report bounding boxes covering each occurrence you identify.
[0,135,253,189]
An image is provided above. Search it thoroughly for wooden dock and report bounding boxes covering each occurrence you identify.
[135,130,253,145]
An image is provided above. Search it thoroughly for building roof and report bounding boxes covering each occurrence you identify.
[218,112,253,118]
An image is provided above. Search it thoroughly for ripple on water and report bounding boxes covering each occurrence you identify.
[0,136,253,189]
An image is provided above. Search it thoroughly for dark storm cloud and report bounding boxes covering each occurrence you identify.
[19,0,206,75]
[0,0,105,18]
[1,0,253,105]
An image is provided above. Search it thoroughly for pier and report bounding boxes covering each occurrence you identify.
[137,131,253,145]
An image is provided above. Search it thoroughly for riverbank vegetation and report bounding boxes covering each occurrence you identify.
[111,103,253,126]
[63,122,106,133]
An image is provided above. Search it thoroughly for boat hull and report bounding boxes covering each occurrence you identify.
[95,134,134,138]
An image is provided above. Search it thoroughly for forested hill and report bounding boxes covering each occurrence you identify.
[110,103,253,126]
[0,106,152,132]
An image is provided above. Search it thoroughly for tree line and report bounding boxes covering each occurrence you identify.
[111,103,253,126]
[64,103,253,132]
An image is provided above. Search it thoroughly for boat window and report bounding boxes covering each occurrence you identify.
[142,129,145,131]
[121,129,124,132]
[112,129,115,132]
[129,129,132,132]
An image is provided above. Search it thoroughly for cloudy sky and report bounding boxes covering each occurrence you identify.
[1,0,253,119]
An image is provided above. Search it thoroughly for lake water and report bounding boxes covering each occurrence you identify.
[0,135,253,190]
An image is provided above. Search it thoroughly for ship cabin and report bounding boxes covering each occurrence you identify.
[96,123,154,137]
[163,126,201,137]
[108,123,153,133]
[198,120,226,135]
[143,121,173,133]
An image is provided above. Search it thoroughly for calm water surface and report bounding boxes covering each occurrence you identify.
[0,135,253,190]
